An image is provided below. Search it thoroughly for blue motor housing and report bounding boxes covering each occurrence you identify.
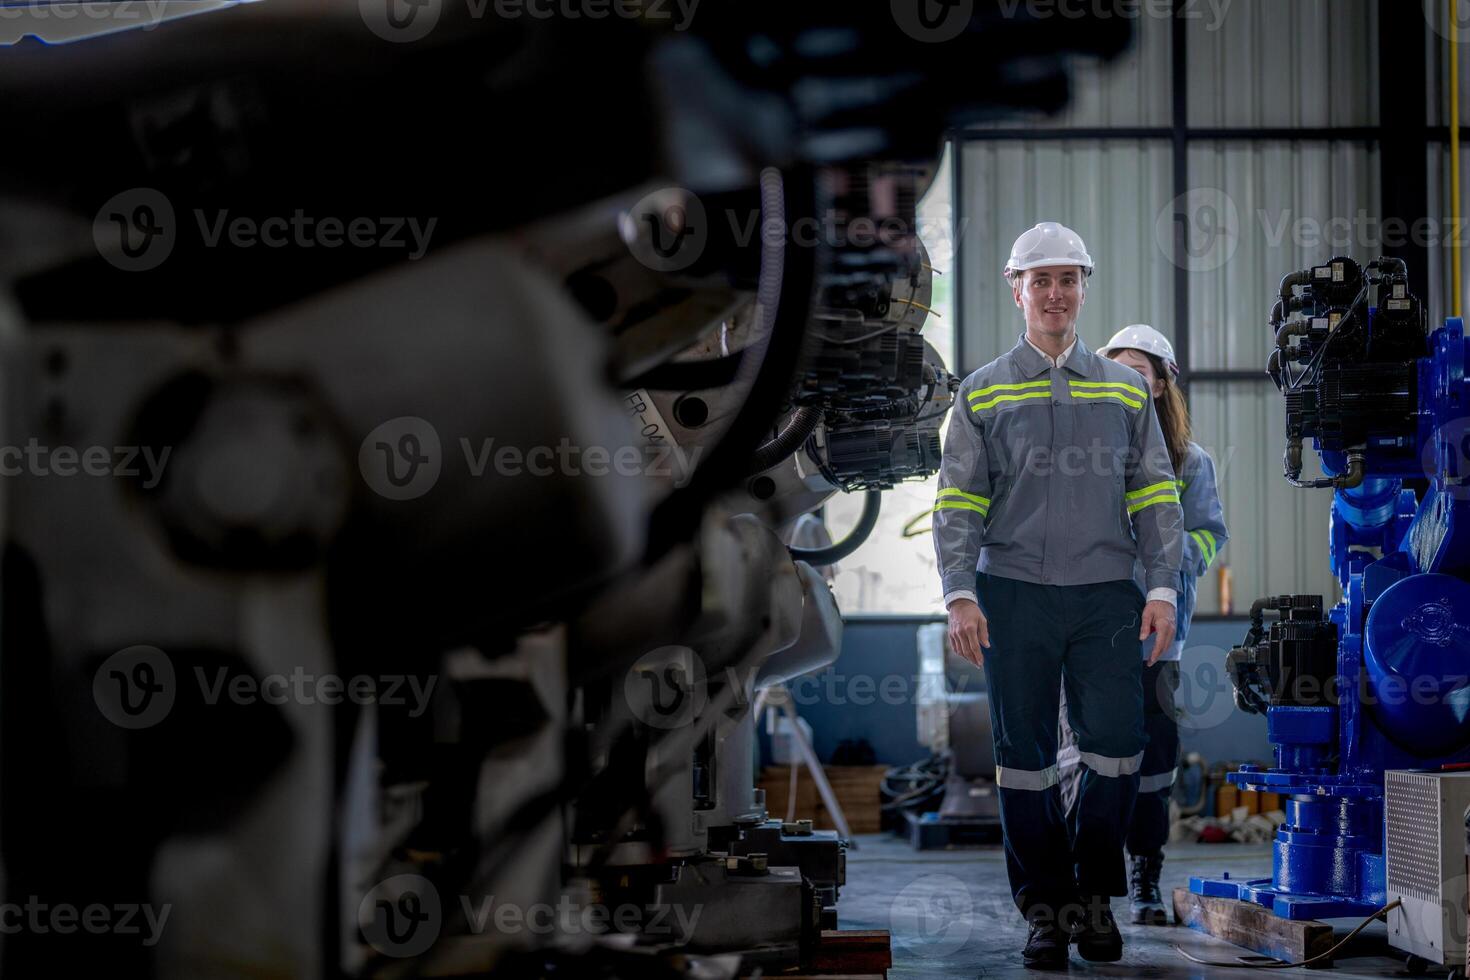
[1192,257,1470,920]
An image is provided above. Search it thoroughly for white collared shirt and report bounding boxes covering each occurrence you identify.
[1024,333,1076,369]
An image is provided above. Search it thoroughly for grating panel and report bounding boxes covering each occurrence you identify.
[1387,771,1444,904]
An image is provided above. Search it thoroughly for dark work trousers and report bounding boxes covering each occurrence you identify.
[1060,658,1182,859]
[1126,660,1181,858]
[975,572,1146,919]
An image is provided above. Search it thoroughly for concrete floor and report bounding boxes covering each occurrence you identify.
[837,834,1415,980]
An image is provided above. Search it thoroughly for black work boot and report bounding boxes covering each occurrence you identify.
[1128,853,1168,925]
[1071,896,1123,962]
[1021,907,1070,969]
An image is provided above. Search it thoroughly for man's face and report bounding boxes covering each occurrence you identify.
[1011,265,1086,339]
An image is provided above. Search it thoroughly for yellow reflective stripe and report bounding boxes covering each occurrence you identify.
[1192,528,1217,565]
[1068,390,1142,409]
[1068,379,1148,400]
[1127,491,1180,516]
[971,391,1052,411]
[933,500,988,516]
[1127,480,1178,501]
[968,379,1050,400]
[937,488,990,507]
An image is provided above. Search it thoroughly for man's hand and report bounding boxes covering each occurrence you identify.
[948,598,991,667]
[1140,599,1177,665]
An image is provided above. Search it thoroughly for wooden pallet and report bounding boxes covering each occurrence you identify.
[1173,887,1335,968]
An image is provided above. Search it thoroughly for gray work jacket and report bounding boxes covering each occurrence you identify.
[932,333,1184,602]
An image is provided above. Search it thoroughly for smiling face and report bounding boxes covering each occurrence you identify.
[1108,347,1165,398]
[1011,265,1086,345]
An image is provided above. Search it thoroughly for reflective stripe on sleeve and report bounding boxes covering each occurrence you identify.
[1127,489,1180,515]
[938,487,990,507]
[933,500,987,516]
[1077,750,1144,777]
[1190,529,1217,566]
[995,764,1060,791]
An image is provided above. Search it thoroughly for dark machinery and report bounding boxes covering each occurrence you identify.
[0,4,1135,978]
[1193,257,1470,919]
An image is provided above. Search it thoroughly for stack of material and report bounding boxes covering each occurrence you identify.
[757,765,889,834]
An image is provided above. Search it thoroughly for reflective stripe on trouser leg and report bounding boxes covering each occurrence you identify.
[1138,769,1176,794]
[996,764,1060,791]
[1077,749,1144,778]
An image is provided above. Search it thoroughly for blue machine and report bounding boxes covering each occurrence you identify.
[1190,257,1470,920]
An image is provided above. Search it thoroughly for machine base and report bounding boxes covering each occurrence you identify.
[1190,873,1383,920]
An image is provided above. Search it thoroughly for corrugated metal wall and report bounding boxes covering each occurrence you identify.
[955,0,1386,614]
[957,140,1174,367]
[1186,0,1378,127]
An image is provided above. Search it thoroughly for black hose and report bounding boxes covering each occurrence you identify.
[749,406,823,474]
[790,490,880,566]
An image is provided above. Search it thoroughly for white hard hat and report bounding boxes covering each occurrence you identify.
[1097,323,1178,378]
[1003,221,1094,278]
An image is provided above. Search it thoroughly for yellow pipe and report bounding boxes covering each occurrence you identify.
[1453,2,1462,318]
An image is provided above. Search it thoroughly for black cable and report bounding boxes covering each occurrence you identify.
[789,490,880,565]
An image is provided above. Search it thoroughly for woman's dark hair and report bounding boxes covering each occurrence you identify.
[1112,349,1192,474]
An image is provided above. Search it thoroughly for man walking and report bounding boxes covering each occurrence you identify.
[931,222,1183,967]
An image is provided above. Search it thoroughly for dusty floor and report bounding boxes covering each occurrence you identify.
[836,834,1419,980]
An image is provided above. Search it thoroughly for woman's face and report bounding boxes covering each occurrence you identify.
[1109,347,1164,398]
